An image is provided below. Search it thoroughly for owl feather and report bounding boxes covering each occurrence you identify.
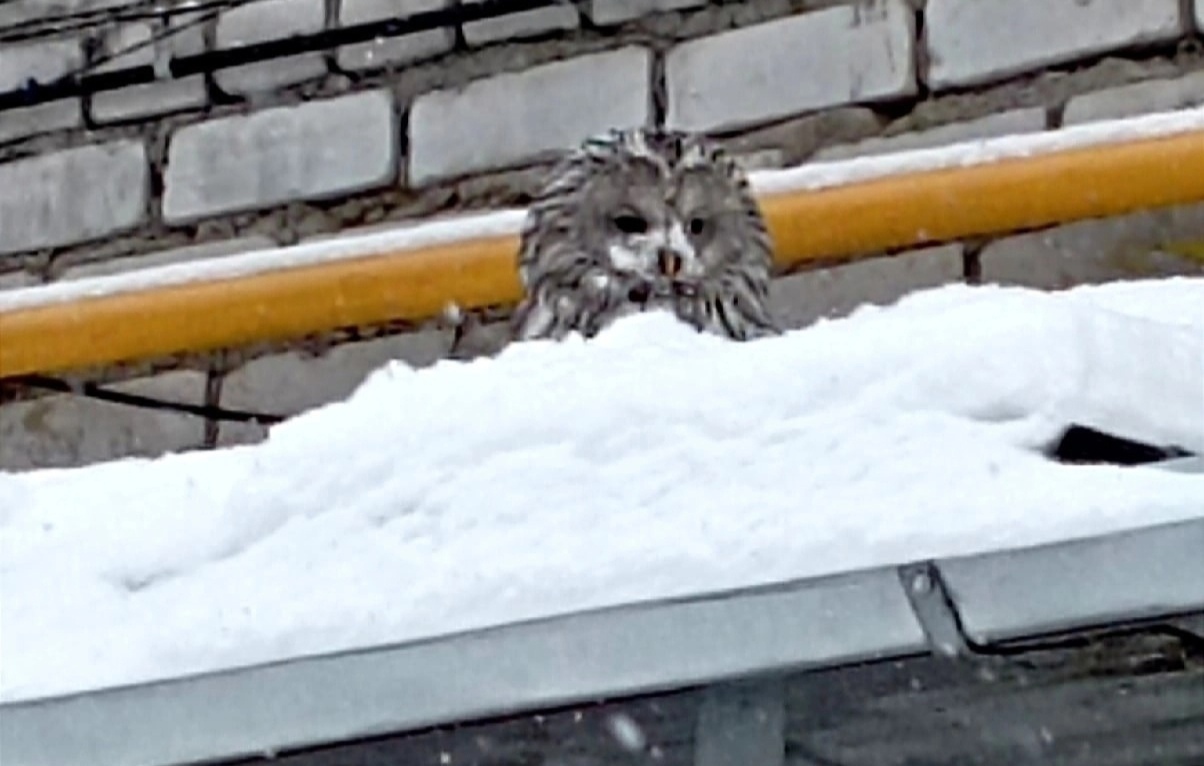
[511,127,780,342]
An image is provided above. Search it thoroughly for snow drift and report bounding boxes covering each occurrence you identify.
[1,278,1202,703]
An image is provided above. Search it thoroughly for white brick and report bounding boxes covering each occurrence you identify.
[0,372,207,471]
[584,0,705,26]
[215,0,327,95]
[462,0,578,46]
[163,90,397,222]
[771,245,964,330]
[0,39,83,142]
[666,1,916,133]
[925,0,1183,90]
[59,237,277,281]
[337,0,454,71]
[979,203,1204,289]
[0,142,148,255]
[91,20,207,123]
[408,47,651,185]
[217,330,449,445]
[812,108,1046,162]
[1063,71,1204,125]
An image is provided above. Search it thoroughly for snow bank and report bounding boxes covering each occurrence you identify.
[2,107,1201,314]
[1,278,1202,703]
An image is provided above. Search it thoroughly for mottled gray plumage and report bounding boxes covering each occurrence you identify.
[511,127,780,342]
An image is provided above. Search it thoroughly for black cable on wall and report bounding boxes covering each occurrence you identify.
[0,0,569,112]
[20,375,288,424]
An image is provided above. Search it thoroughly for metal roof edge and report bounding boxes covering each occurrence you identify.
[0,566,923,766]
[936,517,1204,644]
[5,512,1203,766]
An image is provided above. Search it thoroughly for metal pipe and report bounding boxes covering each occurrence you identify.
[2,127,1203,378]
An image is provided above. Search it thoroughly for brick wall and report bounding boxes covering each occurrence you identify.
[3,0,1204,267]
[2,0,1203,469]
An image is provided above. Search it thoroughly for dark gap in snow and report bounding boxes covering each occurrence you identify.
[1048,425,1193,467]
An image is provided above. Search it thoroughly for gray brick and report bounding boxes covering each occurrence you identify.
[979,203,1204,289]
[0,269,39,291]
[217,330,450,446]
[770,244,964,331]
[337,0,453,71]
[0,36,81,81]
[0,0,36,26]
[300,219,417,243]
[1063,71,1204,125]
[0,141,148,256]
[666,0,916,134]
[0,39,84,142]
[462,0,578,46]
[91,19,207,123]
[408,47,651,185]
[163,90,397,222]
[0,0,126,27]
[583,0,706,26]
[925,0,1183,90]
[734,148,785,172]
[59,237,277,281]
[1198,0,1203,31]
[812,108,1046,162]
[0,371,207,472]
[0,103,79,144]
[215,0,327,95]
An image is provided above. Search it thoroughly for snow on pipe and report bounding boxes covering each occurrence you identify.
[1,109,1203,378]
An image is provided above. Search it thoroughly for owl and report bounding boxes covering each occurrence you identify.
[510,127,780,342]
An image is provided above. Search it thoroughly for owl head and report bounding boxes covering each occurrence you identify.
[513,127,778,341]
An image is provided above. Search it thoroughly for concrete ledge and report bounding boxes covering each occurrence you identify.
[0,568,924,766]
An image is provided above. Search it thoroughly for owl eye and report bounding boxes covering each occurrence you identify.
[687,217,708,236]
[613,214,649,234]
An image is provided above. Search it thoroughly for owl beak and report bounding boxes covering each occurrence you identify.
[657,247,684,279]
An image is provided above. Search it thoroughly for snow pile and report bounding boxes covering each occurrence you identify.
[1,279,1202,703]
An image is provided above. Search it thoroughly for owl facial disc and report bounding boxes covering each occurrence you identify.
[512,126,781,342]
